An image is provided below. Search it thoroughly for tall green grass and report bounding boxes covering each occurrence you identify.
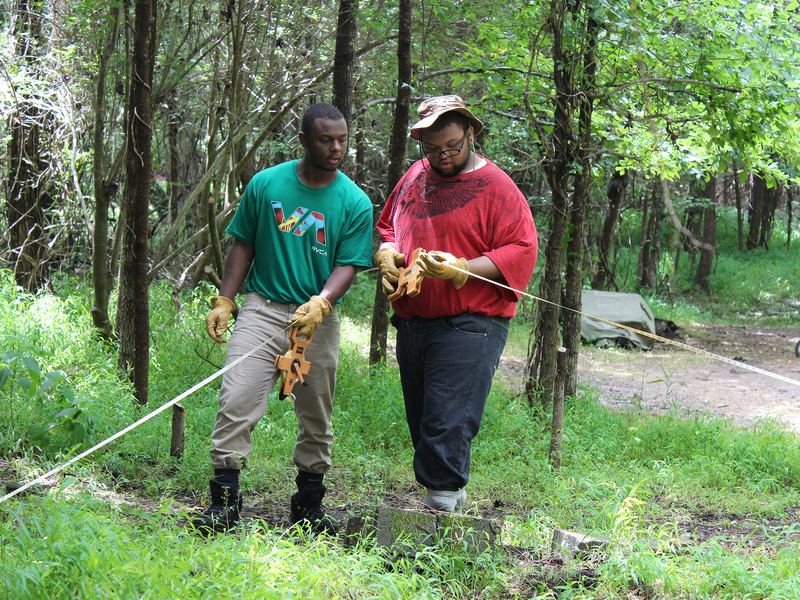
[1,271,800,597]
[0,495,508,599]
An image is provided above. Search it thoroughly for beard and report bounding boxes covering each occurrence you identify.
[430,153,471,177]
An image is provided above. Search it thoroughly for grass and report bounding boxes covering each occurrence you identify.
[613,207,800,326]
[1,495,494,599]
[1,211,800,598]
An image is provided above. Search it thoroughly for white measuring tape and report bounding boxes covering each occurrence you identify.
[458,267,800,389]
[2,267,798,505]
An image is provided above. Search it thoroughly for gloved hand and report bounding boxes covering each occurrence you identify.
[416,251,469,289]
[290,295,332,337]
[374,246,406,295]
[206,295,237,343]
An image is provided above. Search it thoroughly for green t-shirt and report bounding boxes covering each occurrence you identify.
[226,160,373,304]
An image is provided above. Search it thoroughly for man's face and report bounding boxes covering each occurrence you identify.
[420,123,472,177]
[301,117,348,172]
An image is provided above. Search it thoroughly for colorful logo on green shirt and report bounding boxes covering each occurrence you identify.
[271,201,327,246]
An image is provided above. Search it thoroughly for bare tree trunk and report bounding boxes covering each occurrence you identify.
[170,404,185,457]
[638,180,660,288]
[562,172,588,399]
[167,105,182,226]
[354,112,366,187]
[758,182,780,249]
[732,163,744,251]
[117,0,156,405]
[192,54,222,268]
[225,0,247,254]
[91,5,121,340]
[5,0,52,292]
[592,168,628,290]
[562,11,598,399]
[682,202,702,256]
[548,347,568,469]
[637,183,650,282]
[332,0,358,127]
[788,186,794,250]
[207,194,224,277]
[693,177,717,292]
[369,0,411,366]
[525,0,573,408]
[747,173,766,250]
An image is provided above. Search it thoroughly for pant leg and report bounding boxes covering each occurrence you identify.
[393,313,426,449]
[210,294,286,470]
[412,314,509,490]
[292,308,340,475]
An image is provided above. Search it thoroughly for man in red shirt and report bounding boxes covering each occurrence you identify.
[375,95,538,512]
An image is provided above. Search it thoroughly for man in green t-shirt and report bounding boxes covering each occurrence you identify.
[190,103,372,535]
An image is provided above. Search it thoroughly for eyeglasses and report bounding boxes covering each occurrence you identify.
[419,131,468,158]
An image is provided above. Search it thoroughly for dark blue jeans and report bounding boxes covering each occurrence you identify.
[392,313,509,491]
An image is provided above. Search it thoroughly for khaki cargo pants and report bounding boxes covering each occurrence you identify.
[210,293,340,474]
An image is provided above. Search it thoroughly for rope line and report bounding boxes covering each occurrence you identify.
[455,266,800,389]
[0,323,292,505]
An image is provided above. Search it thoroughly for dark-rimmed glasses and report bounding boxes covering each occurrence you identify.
[419,131,468,158]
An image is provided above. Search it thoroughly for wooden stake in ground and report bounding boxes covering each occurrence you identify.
[170,404,185,457]
[549,347,568,469]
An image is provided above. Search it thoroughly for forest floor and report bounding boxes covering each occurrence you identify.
[500,323,800,433]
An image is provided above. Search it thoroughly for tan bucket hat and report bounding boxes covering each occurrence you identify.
[409,95,484,140]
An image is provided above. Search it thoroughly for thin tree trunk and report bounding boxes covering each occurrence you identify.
[683,202,702,255]
[548,347,568,469]
[758,182,780,249]
[91,5,121,340]
[117,0,156,405]
[637,183,650,283]
[193,54,221,261]
[369,0,410,366]
[732,163,744,251]
[170,404,185,457]
[332,0,357,127]
[787,186,793,250]
[225,0,247,244]
[354,112,365,187]
[562,11,598,399]
[525,0,572,408]
[207,194,224,277]
[639,180,659,288]
[693,177,717,292]
[592,168,628,290]
[167,106,181,226]
[6,0,51,292]
[747,173,766,250]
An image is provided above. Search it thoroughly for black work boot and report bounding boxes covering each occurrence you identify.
[290,471,338,535]
[190,469,242,535]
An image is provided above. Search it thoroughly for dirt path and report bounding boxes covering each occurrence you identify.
[501,324,800,433]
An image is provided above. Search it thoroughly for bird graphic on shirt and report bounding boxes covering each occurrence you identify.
[398,175,490,219]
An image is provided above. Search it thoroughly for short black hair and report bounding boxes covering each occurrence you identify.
[427,111,470,134]
[301,103,346,136]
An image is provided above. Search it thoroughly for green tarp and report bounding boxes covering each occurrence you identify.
[580,290,656,350]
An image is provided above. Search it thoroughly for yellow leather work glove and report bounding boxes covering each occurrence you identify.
[374,246,406,295]
[290,295,332,337]
[416,250,470,289]
[206,295,237,344]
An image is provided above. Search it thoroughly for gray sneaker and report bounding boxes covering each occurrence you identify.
[423,488,467,512]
